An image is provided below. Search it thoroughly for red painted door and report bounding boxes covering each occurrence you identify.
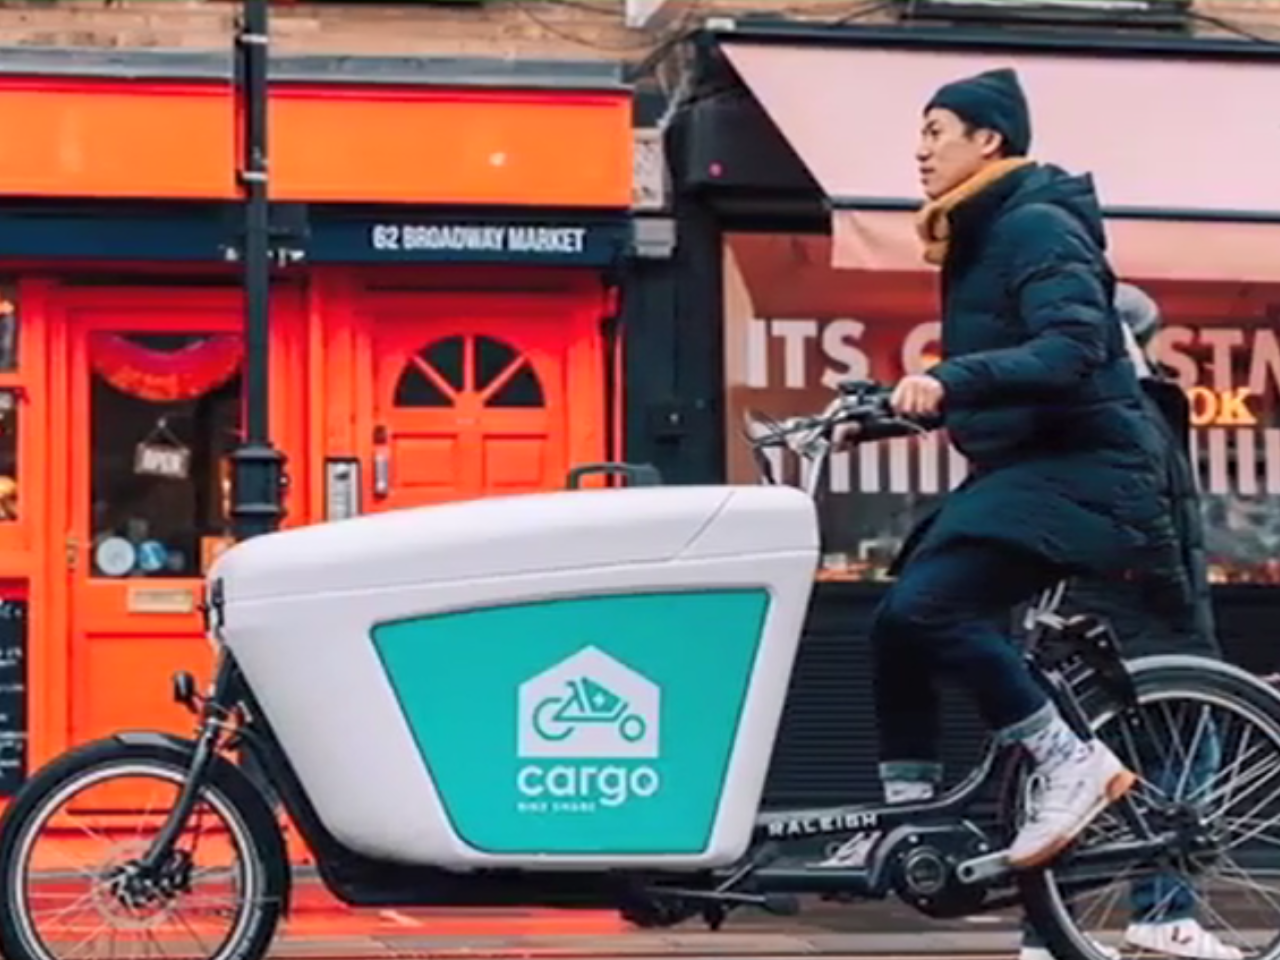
[368,292,604,510]
[54,286,304,755]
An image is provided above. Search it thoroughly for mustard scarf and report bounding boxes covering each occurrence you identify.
[915,158,1035,265]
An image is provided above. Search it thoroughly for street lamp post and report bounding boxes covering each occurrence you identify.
[231,0,286,542]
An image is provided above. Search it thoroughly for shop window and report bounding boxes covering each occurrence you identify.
[394,334,544,410]
[721,231,1280,585]
[0,391,18,522]
[1143,285,1280,584]
[88,333,243,580]
[0,286,18,373]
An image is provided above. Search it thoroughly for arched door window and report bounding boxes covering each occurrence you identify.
[394,335,544,410]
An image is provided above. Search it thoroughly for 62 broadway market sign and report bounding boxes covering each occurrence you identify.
[345,221,625,264]
[372,224,586,255]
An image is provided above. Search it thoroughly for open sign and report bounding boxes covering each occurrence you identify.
[134,442,191,480]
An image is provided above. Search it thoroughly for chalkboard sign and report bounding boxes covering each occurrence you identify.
[0,599,27,795]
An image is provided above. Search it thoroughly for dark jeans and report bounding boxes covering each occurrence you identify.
[872,539,1062,770]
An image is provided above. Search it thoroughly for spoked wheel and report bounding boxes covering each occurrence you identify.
[1009,661,1280,960]
[0,738,288,960]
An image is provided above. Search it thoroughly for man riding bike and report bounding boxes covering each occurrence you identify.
[837,68,1180,869]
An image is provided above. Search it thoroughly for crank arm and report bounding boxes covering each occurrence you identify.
[957,833,1176,887]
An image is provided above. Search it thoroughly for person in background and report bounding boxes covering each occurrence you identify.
[1018,282,1241,960]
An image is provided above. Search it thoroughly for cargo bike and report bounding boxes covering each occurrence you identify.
[3,380,1280,960]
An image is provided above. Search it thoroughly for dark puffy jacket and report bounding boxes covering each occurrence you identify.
[900,163,1180,575]
[1060,376,1219,659]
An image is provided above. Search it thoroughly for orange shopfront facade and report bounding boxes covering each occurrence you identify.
[0,53,633,800]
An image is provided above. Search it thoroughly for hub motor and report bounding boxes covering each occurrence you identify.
[885,824,994,918]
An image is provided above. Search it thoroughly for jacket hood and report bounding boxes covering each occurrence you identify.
[1005,163,1108,251]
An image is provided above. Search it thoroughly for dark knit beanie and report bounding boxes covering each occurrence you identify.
[925,68,1032,157]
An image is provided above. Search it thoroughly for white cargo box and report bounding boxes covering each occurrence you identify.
[209,485,818,870]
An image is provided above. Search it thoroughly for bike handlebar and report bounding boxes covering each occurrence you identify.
[743,380,921,456]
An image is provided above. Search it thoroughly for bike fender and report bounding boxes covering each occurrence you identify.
[114,730,200,754]
[1126,654,1280,695]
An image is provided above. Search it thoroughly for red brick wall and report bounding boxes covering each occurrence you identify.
[0,0,1272,62]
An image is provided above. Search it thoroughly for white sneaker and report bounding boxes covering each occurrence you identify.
[1020,936,1120,960]
[1009,741,1136,870]
[1125,919,1246,960]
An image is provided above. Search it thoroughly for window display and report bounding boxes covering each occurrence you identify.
[0,391,17,523]
[89,333,242,580]
[722,231,1280,584]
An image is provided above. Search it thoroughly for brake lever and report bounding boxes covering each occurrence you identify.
[792,430,830,460]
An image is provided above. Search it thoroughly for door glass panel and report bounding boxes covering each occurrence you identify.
[475,335,518,389]
[394,362,451,408]
[423,337,464,392]
[0,390,17,521]
[0,283,19,373]
[488,366,544,408]
[88,333,243,580]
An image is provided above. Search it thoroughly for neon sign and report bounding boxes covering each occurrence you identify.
[1186,386,1257,427]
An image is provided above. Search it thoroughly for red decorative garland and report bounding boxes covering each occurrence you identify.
[91,334,244,403]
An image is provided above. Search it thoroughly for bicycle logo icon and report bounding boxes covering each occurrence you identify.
[532,676,648,744]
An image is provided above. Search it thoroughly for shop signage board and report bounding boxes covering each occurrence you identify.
[318,217,631,266]
[0,209,632,267]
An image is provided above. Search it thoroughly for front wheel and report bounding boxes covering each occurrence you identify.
[0,736,288,960]
[1007,658,1280,960]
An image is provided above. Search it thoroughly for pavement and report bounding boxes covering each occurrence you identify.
[30,829,1030,959]
[257,870,1030,957]
[267,873,1280,958]
[28,832,1277,959]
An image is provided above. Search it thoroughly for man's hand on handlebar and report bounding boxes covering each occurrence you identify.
[831,374,943,450]
[890,374,946,418]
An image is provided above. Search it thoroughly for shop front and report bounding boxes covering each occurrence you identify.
[662,21,1280,806]
[0,52,633,803]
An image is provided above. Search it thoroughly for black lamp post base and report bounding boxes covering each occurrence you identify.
[229,441,287,542]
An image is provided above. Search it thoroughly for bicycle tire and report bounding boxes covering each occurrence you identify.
[1006,656,1280,960]
[0,736,289,960]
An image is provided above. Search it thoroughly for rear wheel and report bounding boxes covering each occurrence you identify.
[0,737,288,960]
[1009,660,1280,960]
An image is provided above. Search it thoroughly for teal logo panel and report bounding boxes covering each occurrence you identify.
[371,589,770,855]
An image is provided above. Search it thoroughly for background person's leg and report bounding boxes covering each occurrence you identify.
[1127,720,1240,958]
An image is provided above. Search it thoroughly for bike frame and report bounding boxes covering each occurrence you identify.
[155,621,1161,916]
[133,412,1169,919]
[739,419,1159,874]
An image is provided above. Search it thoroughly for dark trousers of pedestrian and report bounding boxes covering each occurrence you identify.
[871,538,1066,786]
